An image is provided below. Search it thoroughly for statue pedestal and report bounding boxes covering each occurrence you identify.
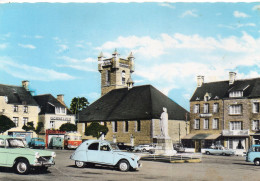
[154,137,175,155]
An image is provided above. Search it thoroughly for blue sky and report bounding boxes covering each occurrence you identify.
[0,2,260,110]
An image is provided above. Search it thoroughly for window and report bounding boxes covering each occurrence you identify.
[203,104,209,113]
[50,121,55,129]
[23,117,28,125]
[252,120,260,131]
[204,119,209,129]
[106,70,110,85]
[124,121,129,132]
[253,102,260,113]
[194,119,200,129]
[229,105,242,115]
[112,121,118,133]
[136,120,141,132]
[88,142,99,150]
[230,121,242,130]
[23,106,28,113]
[229,91,243,98]
[100,144,110,151]
[13,117,19,127]
[193,104,200,113]
[213,103,219,113]
[212,118,219,129]
[13,105,18,112]
[122,70,126,85]
[55,107,66,115]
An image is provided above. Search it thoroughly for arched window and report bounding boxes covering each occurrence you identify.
[122,70,126,85]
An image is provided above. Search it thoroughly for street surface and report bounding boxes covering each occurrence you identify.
[1,149,260,181]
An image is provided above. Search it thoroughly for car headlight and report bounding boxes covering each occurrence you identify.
[52,152,56,158]
[35,152,40,159]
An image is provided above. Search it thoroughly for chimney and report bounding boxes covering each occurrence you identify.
[229,72,236,85]
[197,76,204,87]
[22,80,29,91]
[57,94,64,104]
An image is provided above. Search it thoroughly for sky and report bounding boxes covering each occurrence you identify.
[0,2,260,111]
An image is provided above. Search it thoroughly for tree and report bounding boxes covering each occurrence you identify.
[22,122,44,137]
[70,97,89,114]
[59,123,77,132]
[85,122,108,139]
[22,121,35,132]
[0,115,15,134]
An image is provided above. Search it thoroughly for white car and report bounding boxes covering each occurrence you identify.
[134,144,155,152]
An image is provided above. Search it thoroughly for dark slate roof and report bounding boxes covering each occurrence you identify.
[33,94,73,115]
[79,85,189,122]
[0,84,38,106]
[190,78,260,101]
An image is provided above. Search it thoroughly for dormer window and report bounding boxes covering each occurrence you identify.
[55,107,66,115]
[229,91,243,98]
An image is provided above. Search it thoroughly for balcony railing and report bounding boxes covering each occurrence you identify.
[222,130,249,136]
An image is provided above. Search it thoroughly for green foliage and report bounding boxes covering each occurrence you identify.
[0,115,16,134]
[22,121,35,132]
[35,122,44,135]
[70,97,89,114]
[59,123,77,132]
[85,122,108,139]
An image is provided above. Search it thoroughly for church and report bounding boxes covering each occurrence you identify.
[77,50,189,146]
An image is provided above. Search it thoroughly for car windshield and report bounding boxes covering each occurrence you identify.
[110,143,120,150]
[7,138,26,148]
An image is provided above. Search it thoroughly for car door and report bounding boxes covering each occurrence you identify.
[86,142,100,163]
[99,142,114,165]
[0,138,7,165]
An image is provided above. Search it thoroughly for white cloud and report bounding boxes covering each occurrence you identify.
[253,5,260,11]
[233,11,249,18]
[57,56,96,72]
[180,10,198,18]
[35,35,43,39]
[218,23,256,29]
[56,44,69,53]
[0,57,75,81]
[159,3,175,9]
[0,43,7,49]
[18,43,36,49]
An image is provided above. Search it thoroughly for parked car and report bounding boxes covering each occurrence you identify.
[134,144,155,152]
[117,142,134,151]
[246,144,260,165]
[70,140,142,172]
[173,143,185,153]
[0,135,56,174]
[28,138,45,149]
[48,136,64,149]
[204,145,235,156]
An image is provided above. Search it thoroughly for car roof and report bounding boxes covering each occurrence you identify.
[252,144,260,147]
[83,139,113,144]
[0,135,12,139]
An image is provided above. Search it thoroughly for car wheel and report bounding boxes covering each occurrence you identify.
[75,161,85,168]
[14,159,30,175]
[206,151,210,155]
[254,159,260,166]
[118,160,130,172]
[222,153,226,156]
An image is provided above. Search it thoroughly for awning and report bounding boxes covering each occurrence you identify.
[182,134,221,140]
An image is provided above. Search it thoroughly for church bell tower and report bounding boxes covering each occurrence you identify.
[98,49,135,96]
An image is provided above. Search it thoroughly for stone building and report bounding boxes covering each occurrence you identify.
[33,94,75,132]
[186,72,260,152]
[78,50,189,145]
[0,81,40,138]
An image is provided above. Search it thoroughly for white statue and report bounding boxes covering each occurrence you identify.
[160,107,169,138]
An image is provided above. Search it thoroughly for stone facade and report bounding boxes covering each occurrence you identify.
[78,119,188,146]
[0,96,39,137]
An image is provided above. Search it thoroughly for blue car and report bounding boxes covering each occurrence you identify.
[28,138,45,149]
[70,140,142,172]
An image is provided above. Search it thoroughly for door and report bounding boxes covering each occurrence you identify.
[0,138,7,165]
[99,142,114,165]
[86,142,100,163]
[195,140,201,152]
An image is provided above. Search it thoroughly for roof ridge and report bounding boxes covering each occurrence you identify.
[205,77,260,84]
[34,94,52,97]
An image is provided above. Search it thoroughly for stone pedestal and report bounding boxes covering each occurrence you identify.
[154,137,175,155]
